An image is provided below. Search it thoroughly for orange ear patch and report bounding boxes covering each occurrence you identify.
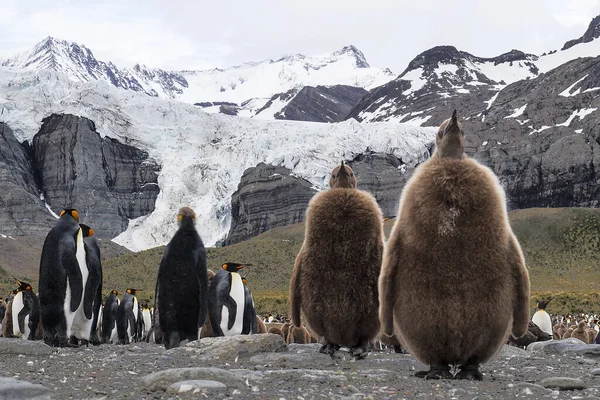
[60,210,66,217]
[72,210,79,222]
[26,285,31,291]
[89,228,95,237]
[126,289,131,294]
[177,214,183,222]
[222,264,227,270]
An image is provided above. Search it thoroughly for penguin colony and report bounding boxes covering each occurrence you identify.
[10,109,583,382]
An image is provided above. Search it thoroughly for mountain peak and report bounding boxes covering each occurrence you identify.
[562,14,600,50]
[332,45,370,68]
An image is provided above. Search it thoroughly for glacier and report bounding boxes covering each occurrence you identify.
[0,67,435,251]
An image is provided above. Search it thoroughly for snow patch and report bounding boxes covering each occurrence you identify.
[504,104,527,119]
[557,108,597,126]
[559,74,588,97]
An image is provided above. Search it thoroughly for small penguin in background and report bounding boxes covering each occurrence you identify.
[286,325,311,344]
[102,290,119,344]
[6,290,17,304]
[255,315,267,334]
[79,224,103,345]
[8,281,42,340]
[241,275,257,335]
[531,298,553,337]
[208,263,252,336]
[155,207,208,350]
[117,288,141,344]
[141,306,152,341]
[268,327,285,339]
[508,321,551,348]
[290,161,384,359]
[39,209,84,347]
[571,321,590,343]
[379,111,531,380]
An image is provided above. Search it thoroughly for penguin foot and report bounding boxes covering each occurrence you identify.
[319,343,340,357]
[350,346,368,360]
[415,365,453,379]
[454,365,483,381]
[393,344,405,354]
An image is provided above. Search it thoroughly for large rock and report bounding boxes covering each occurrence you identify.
[0,377,53,399]
[32,114,160,238]
[141,367,245,391]
[181,333,287,360]
[224,163,317,245]
[0,338,55,356]
[0,123,55,236]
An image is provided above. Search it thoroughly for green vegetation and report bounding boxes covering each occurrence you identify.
[2,207,600,316]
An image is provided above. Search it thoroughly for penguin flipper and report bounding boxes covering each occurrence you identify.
[62,237,83,312]
[508,234,531,338]
[290,250,303,327]
[222,293,237,331]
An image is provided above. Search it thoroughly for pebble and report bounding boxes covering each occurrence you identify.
[540,377,586,390]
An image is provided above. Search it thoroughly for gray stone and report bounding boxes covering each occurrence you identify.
[166,380,227,394]
[495,344,530,358]
[527,338,587,353]
[249,352,337,368]
[287,343,322,353]
[0,339,54,356]
[0,377,53,399]
[182,333,286,360]
[141,367,245,391]
[33,114,160,238]
[540,377,586,391]
[515,382,552,395]
[591,368,600,376]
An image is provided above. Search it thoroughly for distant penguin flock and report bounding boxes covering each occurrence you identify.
[10,108,598,382]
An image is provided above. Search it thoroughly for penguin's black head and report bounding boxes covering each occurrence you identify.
[60,208,79,222]
[435,110,465,160]
[329,161,357,189]
[79,224,95,237]
[126,288,140,296]
[177,207,196,226]
[16,280,32,292]
[537,297,552,310]
[222,263,251,272]
[111,289,119,296]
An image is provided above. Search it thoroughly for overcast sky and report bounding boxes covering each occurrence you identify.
[1,0,600,73]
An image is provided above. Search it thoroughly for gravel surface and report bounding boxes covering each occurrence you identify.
[0,336,599,399]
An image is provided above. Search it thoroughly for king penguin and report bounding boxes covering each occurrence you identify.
[117,288,140,344]
[241,276,257,335]
[9,280,42,340]
[531,298,553,337]
[101,290,119,343]
[155,207,208,349]
[39,209,86,347]
[77,224,103,345]
[208,263,251,336]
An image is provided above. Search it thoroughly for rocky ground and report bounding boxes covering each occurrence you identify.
[0,335,600,399]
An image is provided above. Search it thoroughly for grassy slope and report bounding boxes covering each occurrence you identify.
[2,207,600,315]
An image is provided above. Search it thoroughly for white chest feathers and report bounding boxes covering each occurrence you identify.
[532,310,553,336]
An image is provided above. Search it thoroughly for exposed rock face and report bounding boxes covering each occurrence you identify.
[32,114,160,238]
[562,15,600,50]
[0,123,55,235]
[275,85,367,122]
[224,163,317,245]
[347,152,414,218]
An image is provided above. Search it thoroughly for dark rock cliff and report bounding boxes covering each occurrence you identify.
[32,114,160,238]
[0,123,55,235]
[562,15,600,50]
[224,163,317,245]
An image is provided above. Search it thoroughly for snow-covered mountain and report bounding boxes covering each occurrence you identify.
[348,15,600,125]
[0,37,394,118]
[0,66,434,251]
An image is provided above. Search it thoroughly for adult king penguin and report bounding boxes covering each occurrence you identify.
[241,276,258,335]
[155,207,208,349]
[531,298,553,337]
[290,161,384,359]
[208,263,253,336]
[8,281,42,340]
[379,111,531,380]
[117,288,141,344]
[39,209,86,347]
[77,224,103,345]
[101,290,119,344]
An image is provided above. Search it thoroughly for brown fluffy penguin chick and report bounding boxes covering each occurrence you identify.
[255,316,267,333]
[1,299,12,338]
[286,325,311,344]
[379,110,531,380]
[267,327,285,339]
[281,321,291,340]
[570,321,589,343]
[200,269,216,338]
[586,328,597,344]
[290,161,384,360]
[563,327,574,339]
